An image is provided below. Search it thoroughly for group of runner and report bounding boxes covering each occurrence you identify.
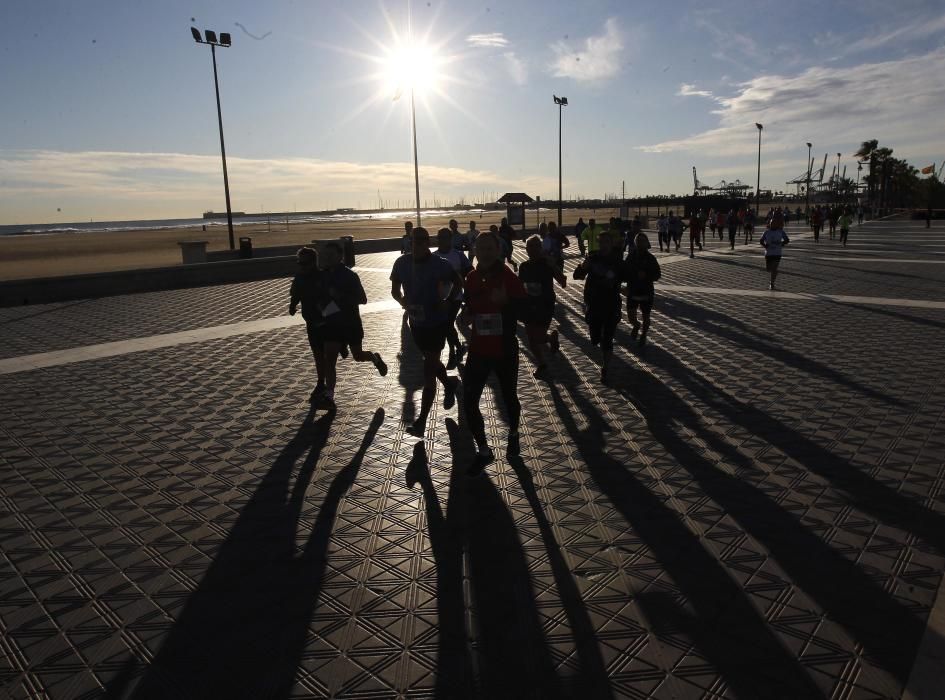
[809,205,856,246]
[290,201,831,474]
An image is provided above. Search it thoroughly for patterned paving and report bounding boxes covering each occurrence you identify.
[1,219,944,698]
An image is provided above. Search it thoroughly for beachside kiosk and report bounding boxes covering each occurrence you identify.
[498,192,533,236]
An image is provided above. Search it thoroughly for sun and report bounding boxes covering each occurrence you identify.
[381,42,442,99]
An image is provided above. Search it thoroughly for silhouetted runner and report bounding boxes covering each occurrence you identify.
[391,227,463,437]
[838,208,853,247]
[688,210,704,258]
[318,242,387,408]
[462,232,527,475]
[289,247,327,402]
[574,217,587,256]
[435,227,472,370]
[760,221,790,290]
[519,235,566,380]
[625,233,661,348]
[574,231,627,383]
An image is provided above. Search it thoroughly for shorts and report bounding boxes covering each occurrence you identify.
[765,256,781,271]
[525,319,552,347]
[320,322,364,345]
[410,322,448,354]
[628,294,654,314]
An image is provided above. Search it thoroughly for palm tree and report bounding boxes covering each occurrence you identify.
[855,139,879,209]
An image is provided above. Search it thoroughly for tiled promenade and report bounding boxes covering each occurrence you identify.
[2,218,944,699]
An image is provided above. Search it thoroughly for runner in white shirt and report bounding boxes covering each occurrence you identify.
[760,222,790,290]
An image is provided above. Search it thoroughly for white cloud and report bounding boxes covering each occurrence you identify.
[639,48,945,159]
[842,12,945,55]
[504,52,528,85]
[0,150,557,221]
[678,83,715,99]
[466,33,508,48]
[550,18,623,82]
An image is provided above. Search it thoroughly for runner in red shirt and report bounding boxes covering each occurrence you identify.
[462,232,527,475]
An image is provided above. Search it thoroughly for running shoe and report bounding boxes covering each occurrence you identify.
[406,419,426,438]
[372,352,388,377]
[443,377,460,410]
[533,365,550,380]
[600,365,608,383]
[629,324,640,340]
[317,390,336,410]
[309,384,325,403]
[549,330,560,354]
[466,447,494,477]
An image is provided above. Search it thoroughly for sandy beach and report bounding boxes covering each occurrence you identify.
[0,208,626,280]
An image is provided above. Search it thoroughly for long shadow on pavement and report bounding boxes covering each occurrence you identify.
[122,407,383,699]
[594,332,943,687]
[542,356,824,697]
[659,296,906,407]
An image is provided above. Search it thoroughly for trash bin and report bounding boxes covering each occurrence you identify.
[239,236,253,259]
[341,235,355,268]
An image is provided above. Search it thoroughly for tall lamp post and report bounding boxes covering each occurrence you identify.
[191,27,235,250]
[410,87,422,228]
[755,123,763,211]
[836,152,842,200]
[554,95,568,229]
[805,142,812,221]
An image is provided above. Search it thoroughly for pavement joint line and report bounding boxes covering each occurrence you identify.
[1,278,942,377]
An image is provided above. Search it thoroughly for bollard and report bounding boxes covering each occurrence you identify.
[239,236,253,259]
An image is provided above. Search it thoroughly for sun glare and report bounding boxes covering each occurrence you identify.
[382,43,441,98]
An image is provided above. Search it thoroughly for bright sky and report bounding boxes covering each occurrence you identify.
[2,0,945,223]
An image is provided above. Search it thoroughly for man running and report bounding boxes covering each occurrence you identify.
[626,232,661,348]
[811,206,823,242]
[726,209,739,250]
[744,208,756,245]
[760,220,790,290]
[519,235,566,379]
[828,207,839,240]
[317,241,388,409]
[543,221,569,272]
[584,217,604,256]
[574,217,588,256]
[401,220,414,255]
[838,208,853,247]
[688,210,703,258]
[716,209,726,240]
[656,213,669,252]
[498,217,518,271]
[707,207,717,240]
[390,227,463,436]
[448,219,466,254]
[667,211,683,253]
[289,247,327,402]
[466,221,480,263]
[435,227,472,370]
[573,231,627,383]
[462,232,528,475]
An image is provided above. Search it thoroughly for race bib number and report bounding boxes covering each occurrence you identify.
[525,282,543,297]
[321,301,341,316]
[474,313,503,336]
[407,305,425,322]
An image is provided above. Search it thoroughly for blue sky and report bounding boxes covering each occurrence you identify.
[2,0,944,223]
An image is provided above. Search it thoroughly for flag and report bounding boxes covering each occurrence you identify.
[921,165,935,175]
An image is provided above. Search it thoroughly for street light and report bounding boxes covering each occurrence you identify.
[191,27,235,250]
[805,142,812,221]
[554,95,568,229]
[836,152,842,198]
[755,123,763,211]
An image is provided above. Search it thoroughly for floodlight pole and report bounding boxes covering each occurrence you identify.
[805,142,812,222]
[755,123,763,212]
[209,42,235,250]
[554,95,567,229]
[411,87,421,228]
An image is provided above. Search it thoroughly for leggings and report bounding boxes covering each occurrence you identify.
[587,307,620,352]
[462,351,521,445]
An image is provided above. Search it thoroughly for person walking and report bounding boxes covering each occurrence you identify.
[435,228,472,370]
[656,213,669,252]
[811,206,823,242]
[466,221,480,263]
[667,211,683,253]
[838,208,853,247]
[289,247,328,403]
[625,233,661,348]
[519,235,566,379]
[726,209,739,250]
[317,241,388,409]
[574,217,588,256]
[573,231,627,383]
[401,220,414,255]
[760,220,790,290]
[390,227,463,436]
[498,217,518,271]
[584,217,604,256]
[688,210,703,258]
[462,232,528,475]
